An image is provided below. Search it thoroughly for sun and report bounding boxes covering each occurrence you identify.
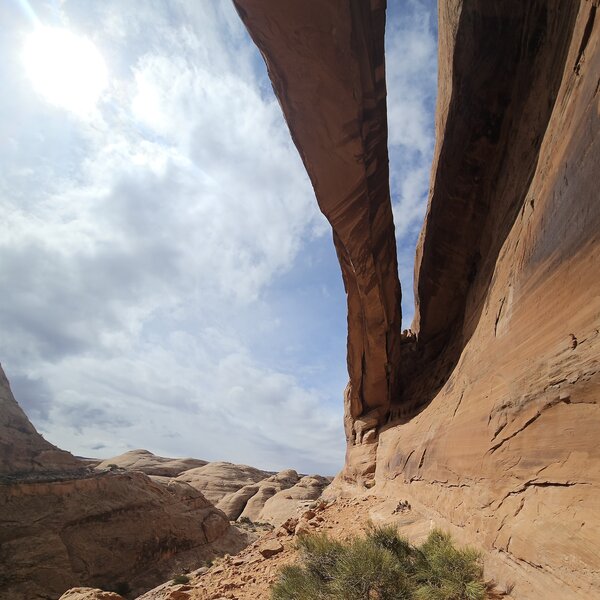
[23,26,108,117]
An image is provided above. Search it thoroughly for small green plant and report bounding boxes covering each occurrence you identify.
[172,574,190,585]
[271,526,486,600]
[107,463,119,471]
[238,516,253,525]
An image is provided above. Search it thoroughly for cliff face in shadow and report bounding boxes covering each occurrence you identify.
[235,1,600,597]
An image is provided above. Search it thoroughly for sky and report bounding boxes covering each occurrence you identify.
[0,0,437,474]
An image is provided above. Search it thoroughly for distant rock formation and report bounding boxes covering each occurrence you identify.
[254,474,331,526]
[173,460,270,504]
[236,0,600,598]
[103,451,331,526]
[96,449,207,478]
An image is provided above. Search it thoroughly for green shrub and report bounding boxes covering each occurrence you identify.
[297,533,345,582]
[271,526,486,600]
[172,574,190,585]
[271,565,325,600]
[367,523,416,570]
[329,537,413,600]
[413,530,484,600]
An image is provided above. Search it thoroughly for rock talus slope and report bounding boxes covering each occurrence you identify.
[236,0,600,597]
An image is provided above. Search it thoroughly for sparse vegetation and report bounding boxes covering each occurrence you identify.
[271,525,488,600]
[172,574,190,585]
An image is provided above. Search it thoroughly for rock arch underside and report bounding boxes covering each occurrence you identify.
[234,0,600,597]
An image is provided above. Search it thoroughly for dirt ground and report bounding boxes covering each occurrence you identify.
[138,492,445,600]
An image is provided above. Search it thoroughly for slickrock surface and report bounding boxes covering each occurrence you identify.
[255,474,331,526]
[96,450,207,477]
[237,0,600,597]
[174,462,271,505]
[0,471,248,600]
[0,364,84,478]
[59,589,125,600]
[105,455,331,526]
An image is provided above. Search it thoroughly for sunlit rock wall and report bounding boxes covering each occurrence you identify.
[237,0,599,597]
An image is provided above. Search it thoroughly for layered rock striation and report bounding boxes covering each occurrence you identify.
[237,0,600,597]
[0,472,243,599]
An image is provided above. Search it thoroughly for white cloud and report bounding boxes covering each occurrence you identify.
[1,0,342,472]
[386,0,437,326]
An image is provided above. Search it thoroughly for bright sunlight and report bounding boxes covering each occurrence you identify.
[23,26,108,117]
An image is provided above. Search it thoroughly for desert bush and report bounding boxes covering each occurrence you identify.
[271,526,486,600]
[413,530,484,600]
[172,574,190,585]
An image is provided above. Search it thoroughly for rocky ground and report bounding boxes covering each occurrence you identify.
[62,491,513,600]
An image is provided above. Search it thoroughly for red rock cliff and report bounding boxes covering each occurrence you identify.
[233,0,403,471]
[236,1,600,597]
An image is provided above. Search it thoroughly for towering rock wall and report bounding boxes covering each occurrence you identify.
[233,0,403,480]
[377,2,600,597]
[237,0,600,597]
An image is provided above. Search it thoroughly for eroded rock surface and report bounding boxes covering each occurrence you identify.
[173,461,271,504]
[107,457,331,527]
[237,0,600,598]
[96,449,207,477]
[59,589,125,600]
[0,470,247,600]
[375,3,599,597]
[0,370,248,600]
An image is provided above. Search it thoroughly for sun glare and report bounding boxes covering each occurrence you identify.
[23,26,108,116]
